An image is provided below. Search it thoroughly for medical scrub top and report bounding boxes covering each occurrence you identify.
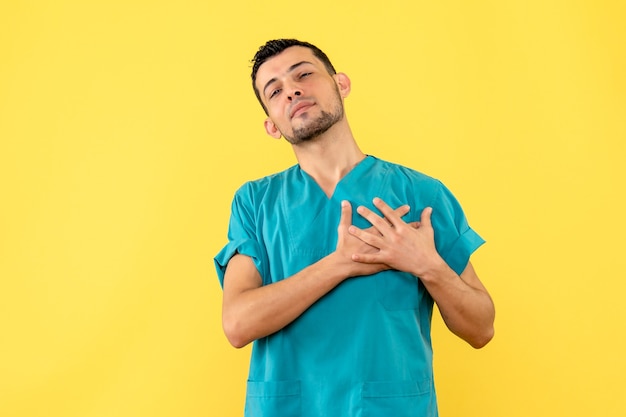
[215,155,484,417]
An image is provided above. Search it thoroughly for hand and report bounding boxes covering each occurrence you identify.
[335,200,412,278]
[348,197,444,277]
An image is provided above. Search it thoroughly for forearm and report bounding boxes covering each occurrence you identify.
[222,201,404,348]
[222,253,350,348]
[419,261,495,348]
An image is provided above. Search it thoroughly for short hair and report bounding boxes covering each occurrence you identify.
[251,39,337,113]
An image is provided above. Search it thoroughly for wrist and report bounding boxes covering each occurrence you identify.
[323,251,353,282]
[415,256,451,283]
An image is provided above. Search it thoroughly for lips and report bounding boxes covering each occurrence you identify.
[289,101,315,119]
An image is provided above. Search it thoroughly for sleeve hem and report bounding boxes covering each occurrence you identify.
[442,228,485,275]
[214,239,266,288]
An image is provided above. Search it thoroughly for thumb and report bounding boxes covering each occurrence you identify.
[420,207,433,229]
[339,200,353,230]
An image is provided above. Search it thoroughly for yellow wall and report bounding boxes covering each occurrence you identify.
[1,1,624,416]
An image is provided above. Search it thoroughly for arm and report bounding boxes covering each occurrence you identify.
[221,201,410,348]
[423,260,494,348]
[222,252,350,348]
[349,198,495,348]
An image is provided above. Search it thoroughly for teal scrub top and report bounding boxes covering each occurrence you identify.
[215,156,484,417]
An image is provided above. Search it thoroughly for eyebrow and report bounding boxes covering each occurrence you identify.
[262,61,314,98]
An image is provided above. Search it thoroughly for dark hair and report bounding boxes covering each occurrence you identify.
[251,39,337,113]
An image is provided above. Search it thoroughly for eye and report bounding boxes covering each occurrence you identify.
[269,88,281,99]
[300,72,312,79]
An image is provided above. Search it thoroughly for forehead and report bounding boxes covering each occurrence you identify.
[255,46,323,90]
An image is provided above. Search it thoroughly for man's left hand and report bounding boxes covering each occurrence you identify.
[348,197,444,277]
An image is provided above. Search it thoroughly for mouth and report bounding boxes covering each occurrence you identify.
[289,101,315,119]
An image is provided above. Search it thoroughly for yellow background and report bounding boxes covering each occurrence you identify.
[1,1,624,416]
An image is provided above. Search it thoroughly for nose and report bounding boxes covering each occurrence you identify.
[287,89,302,101]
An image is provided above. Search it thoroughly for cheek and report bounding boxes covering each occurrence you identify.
[266,112,289,133]
[267,100,287,117]
[268,110,287,127]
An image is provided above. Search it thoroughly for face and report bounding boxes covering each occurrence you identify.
[254,46,350,145]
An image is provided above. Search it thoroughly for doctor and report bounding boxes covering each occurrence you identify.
[215,39,495,417]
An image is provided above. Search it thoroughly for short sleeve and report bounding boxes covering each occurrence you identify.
[214,185,269,288]
[430,181,485,275]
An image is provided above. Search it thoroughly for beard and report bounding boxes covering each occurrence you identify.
[283,106,343,145]
[282,87,344,145]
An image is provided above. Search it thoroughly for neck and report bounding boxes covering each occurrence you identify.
[291,121,366,197]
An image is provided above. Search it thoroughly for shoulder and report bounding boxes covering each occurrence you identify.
[233,164,299,203]
[370,155,444,192]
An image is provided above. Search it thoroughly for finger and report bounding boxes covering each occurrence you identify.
[339,200,352,230]
[392,204,410,219]
[351,252,382,264]
[348,224,383,248]
[373,197,406,228]
[356,204,391,233]
[363,224,384,237]
[368,205,409,231]
[420,207,433,229]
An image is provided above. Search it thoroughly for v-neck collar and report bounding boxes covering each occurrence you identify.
[296,155,376,201]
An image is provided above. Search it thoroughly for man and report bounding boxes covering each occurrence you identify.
[215,39,495,417]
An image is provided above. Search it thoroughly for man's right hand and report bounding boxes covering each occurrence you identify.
[222,200,415,348]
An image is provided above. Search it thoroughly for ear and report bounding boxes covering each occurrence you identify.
[334,72,351,98]
[264,118,282,139]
